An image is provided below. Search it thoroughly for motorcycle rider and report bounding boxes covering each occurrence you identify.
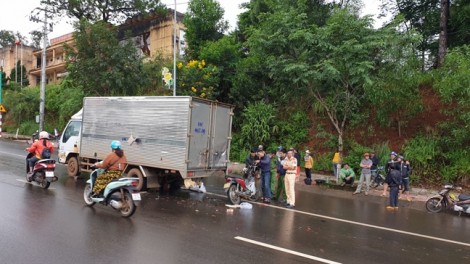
[92,140,128,196]
[26,131,54,179]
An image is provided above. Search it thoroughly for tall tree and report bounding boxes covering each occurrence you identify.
[39,0,163,24]
[65,20,148,96]
[381,0,440,70]
[9,61,30,86]
[437,0,449,67]
[183,0,228,59]
[248,6,380,152]
[448,0,470,48]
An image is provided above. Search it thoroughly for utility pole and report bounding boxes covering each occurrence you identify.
[31,3,51,132]
[39,9,48,132]
[173,0,177,96]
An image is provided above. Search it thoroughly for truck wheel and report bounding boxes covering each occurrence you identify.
[67,156,80,177]
[127,168,146,191]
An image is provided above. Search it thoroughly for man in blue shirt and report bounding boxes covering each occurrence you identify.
[256,149,272,203]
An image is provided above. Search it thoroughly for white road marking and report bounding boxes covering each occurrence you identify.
[206,191,470,248]
[235,236,342,264]
[0,150,25,158]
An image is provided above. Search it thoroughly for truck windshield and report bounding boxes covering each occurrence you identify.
[62,121,81,143]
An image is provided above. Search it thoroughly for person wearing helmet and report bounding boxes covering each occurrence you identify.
[92,140,128,196]
[26,131,54,178]
[382,151,399,197]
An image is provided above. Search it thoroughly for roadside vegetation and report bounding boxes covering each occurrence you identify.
[1,0,470,185]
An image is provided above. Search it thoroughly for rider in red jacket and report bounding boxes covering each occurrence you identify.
[26,131,54,176]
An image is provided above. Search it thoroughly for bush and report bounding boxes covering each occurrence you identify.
[403,135,441,183]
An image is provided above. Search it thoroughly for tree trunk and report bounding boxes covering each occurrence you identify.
[437,0,449,67]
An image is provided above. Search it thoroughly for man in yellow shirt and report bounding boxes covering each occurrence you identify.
[332,151,341,179]
[304,150,314,185]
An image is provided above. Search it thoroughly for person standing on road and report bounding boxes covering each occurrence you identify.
[332,151,341,179]
[382,152,398,197]
[370,152,380,185]
[275,148,287,202]
[304,150,314,185]
[385,159,402,210]
[354,153,373,195]
[245,148,257,168]
[256,150,272,203]
[283,149,297,208]
[339,163,356,186]
[293,148,301,182]
[399,156,412,201]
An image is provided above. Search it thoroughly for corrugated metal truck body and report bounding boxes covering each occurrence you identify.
[77,96,233,188]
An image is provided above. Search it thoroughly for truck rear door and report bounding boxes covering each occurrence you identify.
[187,100,212,169]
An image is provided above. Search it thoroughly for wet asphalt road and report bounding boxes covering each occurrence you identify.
[1,139,469,264]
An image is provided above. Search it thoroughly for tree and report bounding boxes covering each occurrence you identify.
[183,0,228,59]
[248,7,380,153]
[448,0,470,48]
[0,30,15,47]
[380,0,441,70]
[65,20,148,96]
[199,35,241,102]
[366,24,423,137]
[9,61,30,86]
[29,30,43,49]
[176,59,220,100]
[39,0,163,24]
[437,0,450,67]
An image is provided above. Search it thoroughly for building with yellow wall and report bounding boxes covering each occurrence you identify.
[29,9,185,86]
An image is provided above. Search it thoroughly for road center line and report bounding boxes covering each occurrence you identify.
[206,191,470,247]
[235,236,342,264]
[0,150,26,158]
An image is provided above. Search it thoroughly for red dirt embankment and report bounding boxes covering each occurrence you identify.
[307,85,449,153]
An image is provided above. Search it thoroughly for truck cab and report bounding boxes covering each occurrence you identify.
[58,109,82,176]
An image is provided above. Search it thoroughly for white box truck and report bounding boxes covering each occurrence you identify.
[58,96,233,191]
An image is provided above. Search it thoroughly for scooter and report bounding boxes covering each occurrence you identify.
[25,153,58,189]
[83,168,141,218]
[426,184,470,215]
[224,164,261,205]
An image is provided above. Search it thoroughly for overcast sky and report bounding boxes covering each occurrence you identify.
[0,0,384,42]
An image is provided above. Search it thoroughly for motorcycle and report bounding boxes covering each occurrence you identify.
[425,184,470,215]
[224,163,262,205]
[83,168,141,218]
[25,153,58,189]
[370,166,386,188]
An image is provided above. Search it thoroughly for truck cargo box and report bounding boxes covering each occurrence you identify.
[80,96,233,179]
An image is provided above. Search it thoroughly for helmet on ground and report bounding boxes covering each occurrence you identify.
[39,131,49,139]
[110,140,122,150]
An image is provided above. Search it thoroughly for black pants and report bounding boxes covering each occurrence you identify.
[305,168,312,179]
[390,186,399,207]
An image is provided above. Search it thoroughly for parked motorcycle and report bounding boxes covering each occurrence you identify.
[224,164,261,205]
[425,184,470,215]
[83,169,141,218]
[370,166,386,188]
[25,153,58,189]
